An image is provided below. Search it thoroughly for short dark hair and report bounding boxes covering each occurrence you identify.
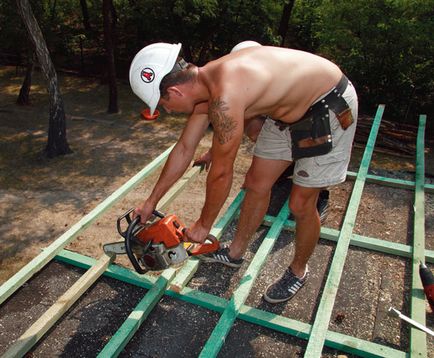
[159,60,196,98]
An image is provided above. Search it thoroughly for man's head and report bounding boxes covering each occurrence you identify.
[130,42,193,116]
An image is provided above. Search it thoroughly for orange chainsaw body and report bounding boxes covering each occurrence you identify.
[135,214,185,248]
[134,214,219,255]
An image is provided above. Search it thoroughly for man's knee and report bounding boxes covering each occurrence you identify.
[289,188,320,218]
[244,170,273,195]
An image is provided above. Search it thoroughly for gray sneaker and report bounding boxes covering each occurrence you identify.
[263,266,308,303]
[199,247,244,268]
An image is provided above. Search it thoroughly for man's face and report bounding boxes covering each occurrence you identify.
[158,89,194,115]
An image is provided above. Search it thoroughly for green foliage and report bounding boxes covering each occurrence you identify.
[310,0,433,122]
[288,0,323,50]
[1,0,432,124]
[0,0,29,62]
[121,0,279,64]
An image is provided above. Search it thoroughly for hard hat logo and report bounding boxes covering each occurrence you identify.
[141,68,155,83]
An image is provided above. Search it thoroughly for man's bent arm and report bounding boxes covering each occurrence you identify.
[136,113,209,222]
[197,96,244,231]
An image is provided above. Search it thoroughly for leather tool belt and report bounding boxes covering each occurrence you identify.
[274,75,353,160]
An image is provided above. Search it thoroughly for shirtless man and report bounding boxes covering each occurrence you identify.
[194,41,330,222]
[129,42,358,303]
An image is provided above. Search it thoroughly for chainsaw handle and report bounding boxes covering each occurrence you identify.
[117,209,165,238]
[117,208,134,238]
[124,216,151,274]
[152,210,165,219]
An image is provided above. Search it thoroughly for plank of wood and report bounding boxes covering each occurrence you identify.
[96,179,241,357]
[157,164,202,211]
[0,145,174,305]
[304,104,385,357]
[262,215,434,263]
[410,114,427,356]
[2,254,113,358]
[199,201,289,357]
[55,250,407,358]
[97,268,176,357]
[346,171,434,194]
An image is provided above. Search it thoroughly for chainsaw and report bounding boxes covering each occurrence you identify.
[103,209,219,274]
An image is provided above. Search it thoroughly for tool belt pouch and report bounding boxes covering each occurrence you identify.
[289,108,332,160]
[336,107,353,130]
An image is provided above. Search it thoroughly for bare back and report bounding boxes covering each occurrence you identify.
[200,46,342,124]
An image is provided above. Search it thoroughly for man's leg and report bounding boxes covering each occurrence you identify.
[263,183,321,303]
[229,157,291,259]
[201,156,290,266]
[289,184,322,277]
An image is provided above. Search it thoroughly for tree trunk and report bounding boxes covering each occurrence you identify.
[278,0,295,47]
[16,0,72,157]
[103,0,118,113]
[79,0,92,34]
[16,54,34,106]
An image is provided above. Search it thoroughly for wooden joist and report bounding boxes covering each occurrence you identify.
[2,254,114,358]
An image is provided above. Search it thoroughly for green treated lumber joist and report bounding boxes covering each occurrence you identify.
[237,306,407,358]
[94,165,205,357]
[346,171,434,194]
[97,188,243,356]
[97,268,176,358]
[158,163,202,210]
[262,216,434,263]
[199,202,290,358]
[0,144,175,305]
[55,250,407,358]
[2,254,114,358]
[0,147,196,357]
[304,104,385,357]
[169,190,245,291]
[410,114,427,357]
[56,250,159,286]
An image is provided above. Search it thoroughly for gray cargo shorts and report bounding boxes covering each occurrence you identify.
[254,81,358,188]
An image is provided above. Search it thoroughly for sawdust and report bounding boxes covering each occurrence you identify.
[1,66,433,356]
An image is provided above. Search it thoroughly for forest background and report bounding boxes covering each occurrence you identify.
[0,0,433,157]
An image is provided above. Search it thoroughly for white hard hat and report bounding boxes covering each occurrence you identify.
[129,42,182,115]
[231,40,261,53]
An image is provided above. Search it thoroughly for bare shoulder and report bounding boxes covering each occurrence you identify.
[202,60,241,88]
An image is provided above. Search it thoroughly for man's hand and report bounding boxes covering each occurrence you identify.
[193,150,212,171]
[183,220,210,243]
[133,199,156,224]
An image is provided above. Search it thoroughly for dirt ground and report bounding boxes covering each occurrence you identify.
[0,66,433,357]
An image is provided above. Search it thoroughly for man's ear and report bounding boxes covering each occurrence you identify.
[167,86,183,97]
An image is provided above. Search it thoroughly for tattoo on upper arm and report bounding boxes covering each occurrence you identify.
[209,97,237,145]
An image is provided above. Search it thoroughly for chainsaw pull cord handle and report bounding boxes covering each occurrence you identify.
[125,216,151,274]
